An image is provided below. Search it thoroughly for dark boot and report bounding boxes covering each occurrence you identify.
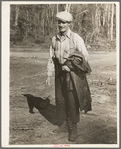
[67,118,72,131]
[68,123,77,142]
[53,120,68,133]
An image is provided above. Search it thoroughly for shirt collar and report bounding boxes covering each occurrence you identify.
[66,28,71,39]
[56,28,71,40]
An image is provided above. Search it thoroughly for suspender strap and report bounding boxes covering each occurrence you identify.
[69,31,76,54]
[69,31,74,49]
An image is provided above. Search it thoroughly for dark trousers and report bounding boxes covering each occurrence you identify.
[55,71,80,124]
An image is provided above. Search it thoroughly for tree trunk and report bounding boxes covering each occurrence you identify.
[15,5,19,26]
[65,4,68,11]
[57,4,58,13]
[25,9,29,40]
[103,4,108,26]
[42,13,45,36]
[111,3,114,41]
[68,4,71,12]
[65,4,71,12]
[108,4,111,39]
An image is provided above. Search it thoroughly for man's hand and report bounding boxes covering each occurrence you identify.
[46,76,51,86]
[62,65,70,72]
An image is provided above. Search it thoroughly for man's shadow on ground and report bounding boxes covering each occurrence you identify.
[22,94,63,126]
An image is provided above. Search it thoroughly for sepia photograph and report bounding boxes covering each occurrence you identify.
[2,1,119,148]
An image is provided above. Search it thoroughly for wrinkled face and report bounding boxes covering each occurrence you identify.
[58,20,70,33]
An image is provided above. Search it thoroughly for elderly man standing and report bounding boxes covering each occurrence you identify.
[46,11,92,141]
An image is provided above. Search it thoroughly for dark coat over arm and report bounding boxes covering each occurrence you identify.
[65,51,92,113]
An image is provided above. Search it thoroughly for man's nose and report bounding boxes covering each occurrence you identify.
[59,22,63,26]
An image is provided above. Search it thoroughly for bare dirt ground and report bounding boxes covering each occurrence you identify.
[9,47,117,145]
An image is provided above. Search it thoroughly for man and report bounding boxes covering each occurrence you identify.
[46,11,92,141]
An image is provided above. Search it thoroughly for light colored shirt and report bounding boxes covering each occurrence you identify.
[47,29,89,76]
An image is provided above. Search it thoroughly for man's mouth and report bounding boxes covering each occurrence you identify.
[59,27,64,30]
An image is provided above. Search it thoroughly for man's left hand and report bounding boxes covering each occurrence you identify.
[62,65,70,72]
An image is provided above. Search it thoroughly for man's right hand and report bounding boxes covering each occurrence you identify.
[46,76,51,86]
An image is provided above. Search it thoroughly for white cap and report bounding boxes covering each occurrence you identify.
[56,11,73,22]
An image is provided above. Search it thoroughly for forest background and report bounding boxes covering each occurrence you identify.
[8,3,118,145]
[10,3,116,50]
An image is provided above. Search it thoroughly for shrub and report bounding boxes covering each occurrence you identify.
[35,36,45,44]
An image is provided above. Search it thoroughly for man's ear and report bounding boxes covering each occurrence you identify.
[69,22,73,30]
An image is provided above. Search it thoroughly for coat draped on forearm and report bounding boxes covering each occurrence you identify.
[64,51,92,113]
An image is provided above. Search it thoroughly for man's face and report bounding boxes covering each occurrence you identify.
[58,20,70,33]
